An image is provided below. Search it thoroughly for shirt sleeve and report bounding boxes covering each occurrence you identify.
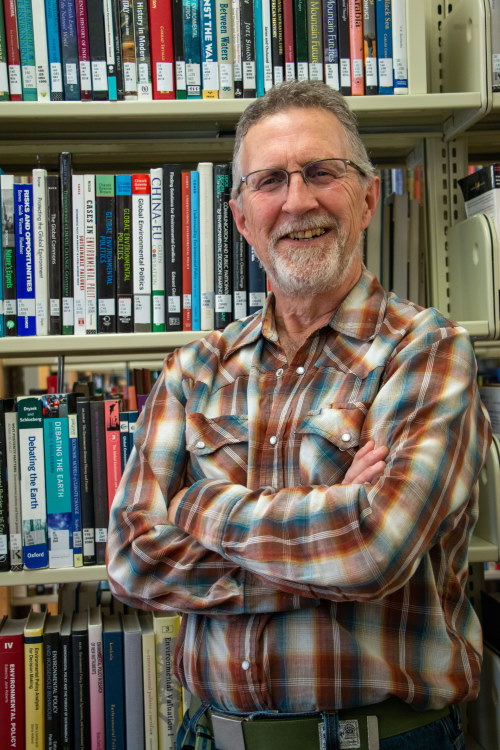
[173,325,492,602]
[106,348,319,615]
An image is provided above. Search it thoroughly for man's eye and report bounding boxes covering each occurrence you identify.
[256,172,285,190]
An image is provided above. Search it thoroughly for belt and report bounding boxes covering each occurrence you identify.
[188,695,451,750]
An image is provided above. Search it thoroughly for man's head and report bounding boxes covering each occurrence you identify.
[229,81,380,301]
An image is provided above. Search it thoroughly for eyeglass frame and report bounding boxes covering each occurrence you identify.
[237,157,368,195]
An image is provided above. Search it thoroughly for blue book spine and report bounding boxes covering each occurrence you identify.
[59,0,81,100]
[127,410,139,460]
[119,412,129,471]
[375,0,393,94]
[103,620,125,750]
[183,0,202,98]
[190,170,200,330]
[15,0,37,100]
[247,243,266,315]
[43,397,73,569]
[323,0,339,91]
[14,183,36,336]
[200,0,219,96]
[68,411,83,567]
[253,0,264,97]
[45,0,64,100]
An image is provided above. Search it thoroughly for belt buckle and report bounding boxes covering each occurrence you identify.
[211,713,247,750]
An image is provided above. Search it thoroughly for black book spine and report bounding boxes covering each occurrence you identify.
[44,627,61,750]
[59,0,82,100]
[247,241,267,315]
[76,398,96,565]
[163,163,183,331]
[60,152,74,335]
[90,400,109,565]
[232,220,248,320]
[0,400,10,570]
[337,0,351,95]
[60,616,73,750]
[271,0,284,84]
[214,163,233,329]
[47,175,62,335]
[71,618,91,750]
[86,0,109,99]
[96,175,116,333]
[111,0,125,98]
[172,0,186,97]
[135,0,152,98]
[115,175,134,333]
[240,0,256,97]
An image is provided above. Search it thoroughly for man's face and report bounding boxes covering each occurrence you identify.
[230,108,380,298]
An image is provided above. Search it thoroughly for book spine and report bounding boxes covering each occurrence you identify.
[239,0,255,95]
[259,0,272,94]
[375,0,392,94]
[293,0,308,80]
[5,409,22,570]
[18,396,48,569]
[1,626,25,748]
[43,404,73,569]
[74,0,93,98]
[323,0,339,90]
[190,169,200,330]
[0,402,9,570]
[88,616,105,750]
[172,0,187,97]
[103,0,118,99]
[122,616,145,749]
[71,618,90,749]
[111,0,124,98]
[59,0,82,100]
[103,624,125,750]
[104,400,122,510]
[60,618,72,750]
[1,174,17,336]
[148,0,175,99]
[150,167,166,331]
[68,409,83,567]
[60,151,74,334]
[140,617,158,750]
[31,0,51,99]
[90,400,108,565]
[231,0,243,95]
[197,161,214,330]
[76,399,96,565]
[247,242,266,315]
[492,0,500,93]
[3,0,22,99]
[115,174,134,333]
[14,182,36,336]
[200,0,219,97]
[84,174,97,334]
[183,0,202,98]
[0,1,8,100]
[270,0,284,84]
[337,0,350,93]
[216,0,233,96]
[72,174,87,335]
[362,0,376,94]
[135,0,153,98]
[391,0,406,94]
[119,411,129,469]
[213,163,232,329]
[45,0,64,100]
[87,0,109,99]
[181,171,192,330]
[163,164,182,331]
[15,0,37,99]
[47,176,62,335]
[24,618,46,749]
[44,626,61,749]
[119,0,137,98]
[232,222,247,320]
[132,173,152,332]
[282,0,295,80]
[348,0,363,94]
[96,174,116,333]
[154,614,183,750]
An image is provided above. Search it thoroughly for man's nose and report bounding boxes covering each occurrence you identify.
[281,171,320,213]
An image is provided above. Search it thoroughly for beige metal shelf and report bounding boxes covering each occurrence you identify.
[0,565,107,587]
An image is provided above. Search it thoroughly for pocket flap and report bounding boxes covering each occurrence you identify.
[297,404,367,450]
[186,413,249,455]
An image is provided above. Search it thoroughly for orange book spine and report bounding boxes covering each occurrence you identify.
[348,0,364,94]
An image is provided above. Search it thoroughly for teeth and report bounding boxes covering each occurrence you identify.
[287,228,326,240]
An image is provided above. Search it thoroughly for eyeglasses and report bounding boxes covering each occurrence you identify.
[238,158,367,194]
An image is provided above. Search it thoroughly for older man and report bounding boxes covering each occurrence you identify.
[107,81,490,750]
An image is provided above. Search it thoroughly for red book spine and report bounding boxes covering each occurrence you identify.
[104,400,122,510]
[348,0,364,94]
[0,627,25,749]
[3,0,22,100]
[181,171,192,330]
[282,0,295,80]
[148,0,175,99]
[74,0,93,99]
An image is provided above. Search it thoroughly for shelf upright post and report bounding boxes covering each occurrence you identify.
[57,355,65,394]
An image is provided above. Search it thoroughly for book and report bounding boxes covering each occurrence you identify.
[59,613,73,750]
[492,0,500,93]
[375,0,392,94]
[71,610,91,750]
[391,0,407,94]
[24,610,47,750]
[15,0,37,100]
[240,0,256,95]
[103,613,125,750]
[231,0,243,95]
[163,163,183,331]
[172,0,187,97]
[43,613,63,750]
[257,0,272,95]
[135,0,153,98]
[232,222,247,320]
[348,0,363,94]
[148,0,175,99]
[65,393,84,568]
[293,0,308,81]
[214,162,232,329]
[76,397,95,565]
[104,399,122,510]
[119,0,138,99]
[458,164,500,233]
[122,612,145,750]
[200,0,219,97]
[75,0,93,99]
[45,0,64,100]
[153,612,183,750]
[14,181,36,336]
[0,617,27,750]
[31,0,51,99]
[59,0,82,101]
[115,174,134,333]
[132,173,152,332]
[42,393,74,569]
[72,173,86,335]
[183,0,202,98]
[88,606,105,750]
[181,170,192,330]
[150,167,166,331]
[386,190,409,299]
[190,168,200,330]
[363,0,376,94]
[0,0,8,100]
[323,0,339,91]
[89,399,108,565]
[17,395,48,569]
[86,0,109,99]
[111,0,124,98]
[84,173,97,334]
[5,402,22,570]
[139,612,158,750]
[102,0,118,99]
[46,175,61,335]
[337,0,350,94]
[270,0,284,84]
[1,173,17,335]
[215,0,234,96]
[32,168,49,335]
[247,243,266,315]
[282,0,295,81]
[3,0,22,100]
[60,151,74,334]
[96,174,116,333]
[197,161,215,330]
[0,399,11,570]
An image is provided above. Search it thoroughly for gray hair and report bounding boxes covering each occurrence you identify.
[231,80,375,200]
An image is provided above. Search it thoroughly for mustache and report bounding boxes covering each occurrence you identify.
[269,216,341,243]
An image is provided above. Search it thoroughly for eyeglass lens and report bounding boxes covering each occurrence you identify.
[246,159,350,193]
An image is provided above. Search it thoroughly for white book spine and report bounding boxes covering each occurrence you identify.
[132,175,152,330]
[32,168,49,335]
[231,0,242,84]
[391,0,408,94]
[150,168,166,331]
[216,0,234,97]
[72,175,86,335]
[31,0,51,100]
[262,0,273,91]
[84,175,97,334]
[88,611,105,750]
[141,623,159,750]
[197,162,214,330]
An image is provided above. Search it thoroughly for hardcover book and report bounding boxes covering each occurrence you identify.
[163,163,183,331]
[47,175,62,334]
[119,0,138,98]
[0,616,27,750]
[391,0,407,94]
[122,612,145,750]
[132,173,152,331]
[32,168,49,335]
[375,0,392,94]
[172,0,187,97]
[148,0,175,99]
[104,399,122,510]
[71,611,91,750]
[239,0,256,95]
[337,0,350,94]
[363,0,377,94]
[89,399,108,564]
[214,162,232,329]
[75,0,92,99]
[24,610,47,750]
[293,0,308,81]
[116,174,134,333]
[43,613,63,750]
[348,0,364,94]
[150,167,166,331]
[59,0,82,100]
[307,0,323,81]
[76,397,95,565]
[183,0,202,98]
[103,613,125,750]
[88,606,105,750]
[86,0,109,99]
[135,0,153,98]
[270,0,284,84]
[103,0,118,99]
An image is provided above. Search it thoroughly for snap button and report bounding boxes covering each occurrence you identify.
[196,440,206,449]
[241,660,250,670]
[269,435,277,445]
[276,368,284,377]
[341,433,351,442]
[296,366,305,375]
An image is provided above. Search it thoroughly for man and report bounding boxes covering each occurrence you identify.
[107,81,491,750]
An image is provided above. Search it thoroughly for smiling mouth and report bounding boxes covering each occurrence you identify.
[285,227,328,240]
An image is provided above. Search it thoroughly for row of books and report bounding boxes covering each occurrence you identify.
[0,389,147,573]
[0,156,268,339]
[0,0,410,102]
[0,605,184,750]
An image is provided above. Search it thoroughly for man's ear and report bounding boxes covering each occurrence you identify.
[229,198,253,245]
[360,176,380,231]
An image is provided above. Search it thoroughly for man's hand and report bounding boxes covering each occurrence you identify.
[167,487,189,524]
[342,440,388,485]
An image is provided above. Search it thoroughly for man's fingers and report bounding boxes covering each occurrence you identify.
[342,444,388,485]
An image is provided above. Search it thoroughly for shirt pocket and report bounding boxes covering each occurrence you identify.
[295,403,368,486]
[186,412,249,485]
